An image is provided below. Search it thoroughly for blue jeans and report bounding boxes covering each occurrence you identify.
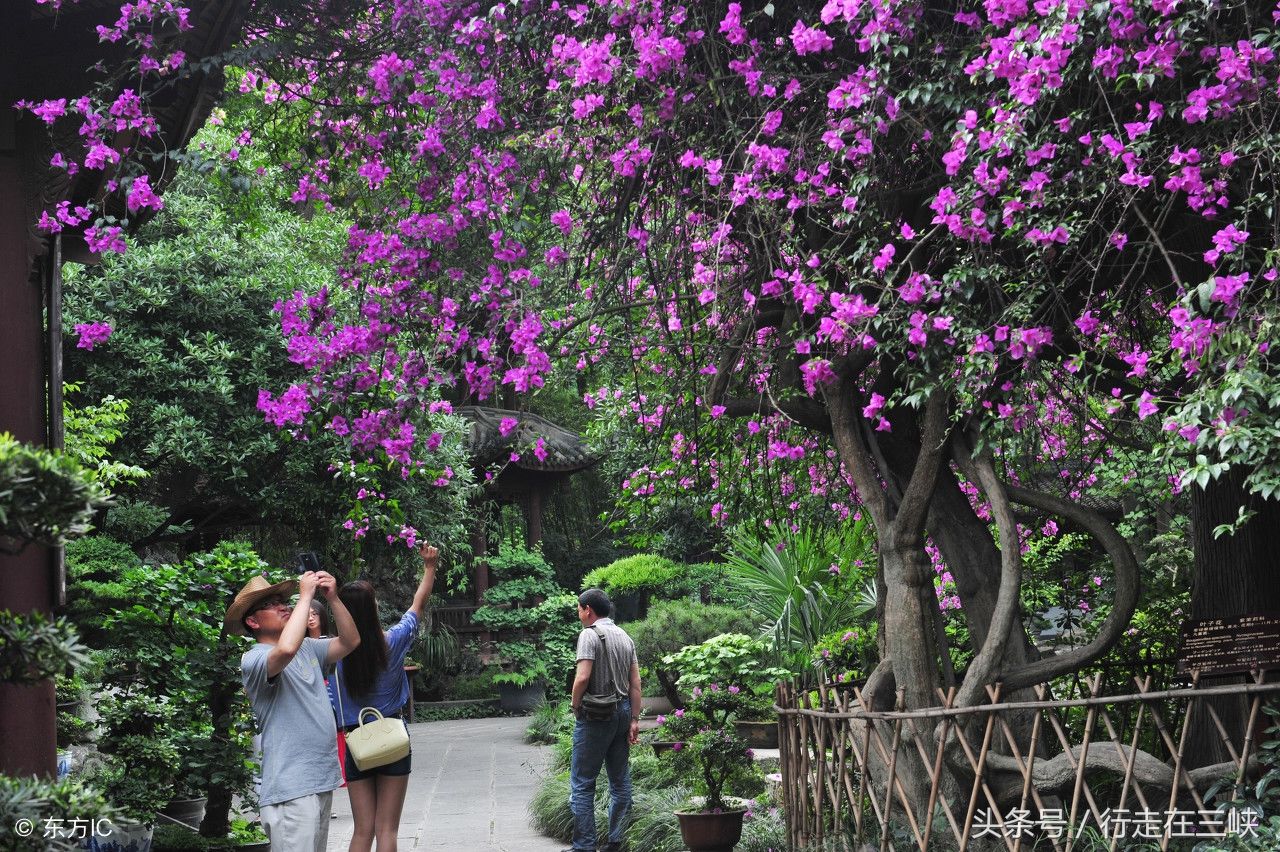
[569,699,632,851]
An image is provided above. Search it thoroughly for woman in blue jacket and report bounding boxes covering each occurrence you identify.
[329,543,437,852]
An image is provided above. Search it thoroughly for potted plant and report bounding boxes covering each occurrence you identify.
[728,692,780,750]
[471,545,577,710]
[651,686,762,852]
[490,640,551,711]
[84,694,179,851]
[664,633,790,748]
[624,601,755,710]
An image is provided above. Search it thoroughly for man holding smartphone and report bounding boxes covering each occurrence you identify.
[226,569,360,851]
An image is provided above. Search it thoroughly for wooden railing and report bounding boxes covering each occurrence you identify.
[428,604,485,634]
[776,673,1278,851]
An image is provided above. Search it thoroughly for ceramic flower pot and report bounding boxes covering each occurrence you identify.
[81,821,153,852]
[158,796,207,830]
[641,695,674,715]
[674,808,746,852]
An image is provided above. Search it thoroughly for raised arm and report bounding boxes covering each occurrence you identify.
[408,542,439,622]
[266,571,319,677]
[319,571,361,665]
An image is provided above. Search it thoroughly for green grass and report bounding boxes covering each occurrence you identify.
[525,698,573,744]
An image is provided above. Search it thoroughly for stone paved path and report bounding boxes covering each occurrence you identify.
[327,715,566,851]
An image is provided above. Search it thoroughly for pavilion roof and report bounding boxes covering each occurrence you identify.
[455,406,601,474]
[16,0,251,229]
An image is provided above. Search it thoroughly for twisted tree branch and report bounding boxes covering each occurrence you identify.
[951,433,1022,709]
[998,484,1140,690]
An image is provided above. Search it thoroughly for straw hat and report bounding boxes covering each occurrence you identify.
[224,576,300,635]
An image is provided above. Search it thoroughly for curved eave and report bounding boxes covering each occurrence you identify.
[456,405,602,474]
[13,0,252,241]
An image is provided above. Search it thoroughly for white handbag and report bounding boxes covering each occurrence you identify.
[344,707,411,771]
[336,669,411,771]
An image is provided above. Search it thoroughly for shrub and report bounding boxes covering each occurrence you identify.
[724,521,877,665]
[624,601,756,706]
[153,823,218,850]
[446,668,500,701]
[812,626,878,685]
[412,702,502,723]
[738,801,790,852]
[101,499,174,544]
[582,554,681,596]
[624,784,689,852]
[527,769,608,842]
[663,634,790,698]
[0,775,119,852]
[526,698,574,745]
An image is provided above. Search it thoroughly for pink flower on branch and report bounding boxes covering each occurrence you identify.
[74,322,113,351]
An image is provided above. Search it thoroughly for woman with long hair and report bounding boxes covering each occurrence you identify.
[308,598,331,639]
[329,543,438,852]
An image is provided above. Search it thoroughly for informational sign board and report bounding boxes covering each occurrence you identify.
[1176,612,1280,677]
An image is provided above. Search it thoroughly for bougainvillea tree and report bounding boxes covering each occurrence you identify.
[27,0,1280,804]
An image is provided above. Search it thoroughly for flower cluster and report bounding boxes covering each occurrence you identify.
[813,628,877,684]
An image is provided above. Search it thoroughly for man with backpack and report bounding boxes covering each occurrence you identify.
[566,588,642,852]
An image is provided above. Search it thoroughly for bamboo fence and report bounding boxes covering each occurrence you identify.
[776,672,1278,851]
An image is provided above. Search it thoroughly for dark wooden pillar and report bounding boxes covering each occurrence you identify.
[470,498,490,603]
[525,488,544,548]
[0,102,58,778]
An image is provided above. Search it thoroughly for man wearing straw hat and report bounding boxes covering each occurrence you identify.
[225,569,360,852]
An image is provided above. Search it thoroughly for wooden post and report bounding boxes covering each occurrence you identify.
[0,103,58,778]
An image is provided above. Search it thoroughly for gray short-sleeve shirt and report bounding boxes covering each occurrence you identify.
[242,637,343,807]
[575,618,637,700]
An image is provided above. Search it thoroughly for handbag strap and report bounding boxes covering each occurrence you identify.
[589,624,614,695]
[334,662,347,728]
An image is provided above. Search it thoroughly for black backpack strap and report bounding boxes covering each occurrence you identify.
[589,624,613,692]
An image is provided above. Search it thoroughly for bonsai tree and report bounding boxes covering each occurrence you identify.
[68,540,265,837]
[472,545,577,694]
[90,694,179,826]
[580,554,720,618]
[652,685,763,812]
[662,633,791,704]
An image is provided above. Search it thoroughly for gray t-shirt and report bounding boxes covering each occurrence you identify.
[575,618,637,700]
[242,637,342,807]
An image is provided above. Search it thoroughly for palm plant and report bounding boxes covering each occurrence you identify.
[724,520,877,670]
